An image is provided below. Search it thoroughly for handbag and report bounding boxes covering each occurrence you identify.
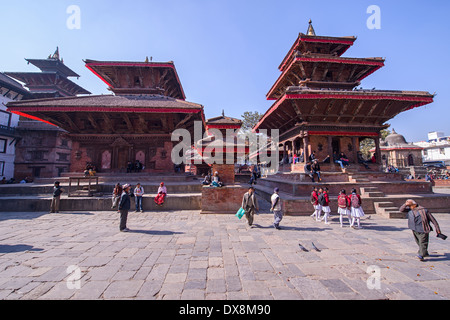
[236,207,246,219]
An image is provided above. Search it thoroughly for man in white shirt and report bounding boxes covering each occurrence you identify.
[271,187,283,230]
[134,183,145,213]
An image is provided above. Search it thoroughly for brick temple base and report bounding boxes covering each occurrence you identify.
[211,163,235,185]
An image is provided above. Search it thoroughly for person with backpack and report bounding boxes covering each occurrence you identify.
[50,181,64,213]
[350,188,364,229]
[270,188,283,230]
[319,187,331,224]
[134,183,145,213]
[111,183,122,211]
[310,186,322,221]
[337,189,352,227]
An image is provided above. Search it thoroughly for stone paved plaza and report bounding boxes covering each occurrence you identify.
[0,203,449,300]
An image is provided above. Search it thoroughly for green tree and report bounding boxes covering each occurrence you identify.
[360,128,391,157]
[241,111,263,131]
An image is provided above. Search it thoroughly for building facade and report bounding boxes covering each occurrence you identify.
[5,48,90,179]
[415,132,450,166]
[0,73,30,179]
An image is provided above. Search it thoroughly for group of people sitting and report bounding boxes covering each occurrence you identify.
[201,171,224,187]
[84,163,97,177]
[127,160,144,173]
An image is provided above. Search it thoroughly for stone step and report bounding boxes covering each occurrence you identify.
[0,182,203,196]
[0,193,201,212]
[374,201,396,208]
[365,191,385,198]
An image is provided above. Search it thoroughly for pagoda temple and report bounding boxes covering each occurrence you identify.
[253,21,435,172]
[6,47,91,99]
[7,59,206,173]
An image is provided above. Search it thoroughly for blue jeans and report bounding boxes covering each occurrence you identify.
[313,171,321,180]
[135,196,143,211]
[335,160,344,169]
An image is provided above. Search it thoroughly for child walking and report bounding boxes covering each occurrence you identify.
[319,187,331,224]
[337,189,352,227]
[310,187,322,221]
[350,188,364,229]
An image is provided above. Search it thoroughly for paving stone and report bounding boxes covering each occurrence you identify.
[102,280,144,299]
[0,210,449,300]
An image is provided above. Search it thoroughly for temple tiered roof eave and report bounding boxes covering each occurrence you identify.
[84,59,186,100]
[254,88,434,134]
[5,72,91,96]
[25,58,80,78]
[267,55,385,100]
[279,33,357,72]
[6,94,206,133]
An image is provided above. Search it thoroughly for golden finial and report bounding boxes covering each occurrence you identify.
[307,19,316,36]
[145,56,149,63]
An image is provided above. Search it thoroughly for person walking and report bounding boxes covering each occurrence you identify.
[50,181,64,213]
[241,186,259,227]
[118,184,132,232]
[310,186,322,221]
[399,199,446,261]
[111,183,122,210]
[271,188,283,230]
[337,189,352,227]
[349,188,364,229]
[134,183,144,212]
[319,187,331,224]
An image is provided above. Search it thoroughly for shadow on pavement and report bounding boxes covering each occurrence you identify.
[0,244,44,254]
[128,229,184,236]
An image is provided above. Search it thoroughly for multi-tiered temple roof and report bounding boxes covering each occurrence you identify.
[5,48,91,98]
[254,21,434,137]
[7,58,205,136]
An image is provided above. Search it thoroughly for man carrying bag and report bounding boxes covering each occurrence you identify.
[241,187,259,227]
[399,199,446,261]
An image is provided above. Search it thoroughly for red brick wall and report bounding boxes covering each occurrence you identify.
[211,163,235,185]
[201,185,248,214]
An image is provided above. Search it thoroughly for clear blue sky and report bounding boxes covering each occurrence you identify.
[2,0,449,142]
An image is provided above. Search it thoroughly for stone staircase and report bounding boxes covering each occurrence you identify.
[360,186,405,219]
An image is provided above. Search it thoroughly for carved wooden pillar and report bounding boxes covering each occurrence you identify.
[375,135,382,165]
[327,136,333,158]
[352,136,358,164]
[303,135,309,163]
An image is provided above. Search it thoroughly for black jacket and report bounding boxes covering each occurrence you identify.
[119,191,131,211]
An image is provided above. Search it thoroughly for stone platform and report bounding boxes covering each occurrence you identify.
[252,171,450,218]
[0,173,203,212]
[0,210,449,300]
